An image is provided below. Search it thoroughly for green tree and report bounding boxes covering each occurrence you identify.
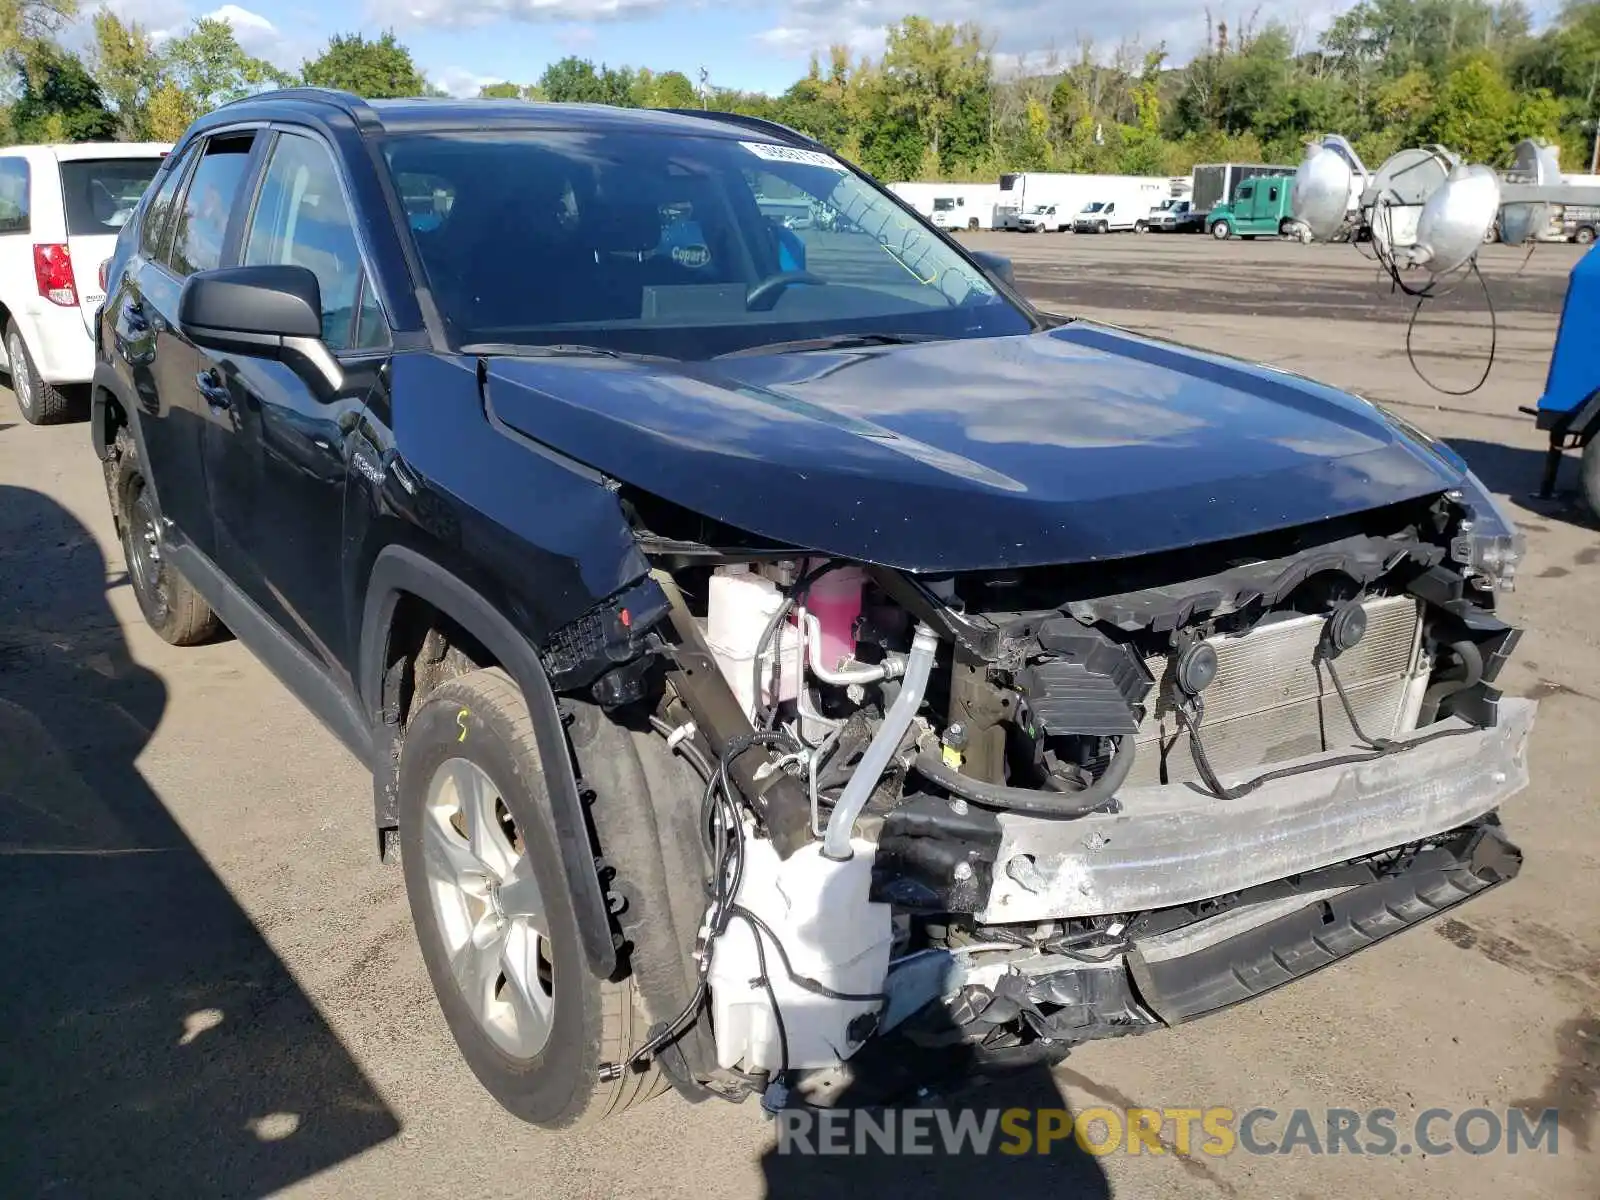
[879,17,989,161]
[0,0,73,60]
[10,39,117,141]
[89,10,162,139]
[478,81,521,99]
[1425,52,1519,159]
[539,56,604,102]
[162,17,290,113]
[302,31,422,98]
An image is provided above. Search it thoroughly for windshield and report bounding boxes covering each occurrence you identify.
[1081,202,1104,213]
[932,198,955,211]
[383,130,1028,357]
[61,157,165,236]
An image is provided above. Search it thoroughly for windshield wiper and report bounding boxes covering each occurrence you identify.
[713,332,942,359]
[462,342,677,363]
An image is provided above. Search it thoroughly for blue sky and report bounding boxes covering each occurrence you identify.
[90,0,1556,100]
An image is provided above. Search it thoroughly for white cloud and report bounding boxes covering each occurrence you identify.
[430,65,504,96]
[79,0,308,69]
[752,0,1349,71]
[385,0,673,30]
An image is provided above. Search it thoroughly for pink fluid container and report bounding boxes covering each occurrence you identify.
[806,566,866,669]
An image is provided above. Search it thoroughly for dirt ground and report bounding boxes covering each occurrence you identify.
[1,232,1596,1199]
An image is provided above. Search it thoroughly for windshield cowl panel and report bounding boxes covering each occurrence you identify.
[382,129,1032,359]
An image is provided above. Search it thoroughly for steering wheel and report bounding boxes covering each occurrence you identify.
[746,270,827,310]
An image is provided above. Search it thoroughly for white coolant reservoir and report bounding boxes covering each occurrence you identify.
[709,837,892,1072]
[706,565,800,720]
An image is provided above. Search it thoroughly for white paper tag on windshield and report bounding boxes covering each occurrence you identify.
[740,140,846,171]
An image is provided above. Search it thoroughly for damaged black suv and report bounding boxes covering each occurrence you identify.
[93,89,1535,1128]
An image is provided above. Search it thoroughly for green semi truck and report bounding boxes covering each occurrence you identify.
[1206,174,1300,239]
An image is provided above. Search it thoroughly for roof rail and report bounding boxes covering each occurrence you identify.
[654,108,825,151]
[215,86,366,115]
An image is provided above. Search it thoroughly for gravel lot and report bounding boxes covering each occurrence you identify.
[2,232,1596,1199]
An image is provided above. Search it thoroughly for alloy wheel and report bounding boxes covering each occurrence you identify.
[8,332,32,416]
[421,757,555,1059]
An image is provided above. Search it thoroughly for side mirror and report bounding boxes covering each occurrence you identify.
[179,264,324,353]
[179,264,341,391]
[970,250,1015,286]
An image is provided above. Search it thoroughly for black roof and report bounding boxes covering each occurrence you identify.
[204,87,817,146]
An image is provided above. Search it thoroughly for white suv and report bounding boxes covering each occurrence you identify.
[0,142,170,424]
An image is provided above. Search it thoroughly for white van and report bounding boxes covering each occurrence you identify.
[0,142,171,424]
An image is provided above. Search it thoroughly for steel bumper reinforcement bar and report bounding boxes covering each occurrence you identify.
[981,697,1535,923]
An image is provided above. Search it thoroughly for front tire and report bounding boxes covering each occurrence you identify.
[1098,221,1109,234]
[1576,226,1596,246]
[1212,220,1232,240]
[399,668,667,1128]
[109,427,220,646]
[7,321,75,425]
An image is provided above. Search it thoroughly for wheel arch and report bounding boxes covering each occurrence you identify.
[359,543,618,980]
[91,362,133,461]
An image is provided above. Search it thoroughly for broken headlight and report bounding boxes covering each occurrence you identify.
[1448,471,1525,593]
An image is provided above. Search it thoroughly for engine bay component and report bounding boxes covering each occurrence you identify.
[1017,621,1152,737]
[707,835,891,1072]
[624,503,1532,1103]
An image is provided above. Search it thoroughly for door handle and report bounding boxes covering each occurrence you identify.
[196,368,231,409]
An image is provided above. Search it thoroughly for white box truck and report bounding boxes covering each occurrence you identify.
[997,173,1172,231]
[887,182,1001,231]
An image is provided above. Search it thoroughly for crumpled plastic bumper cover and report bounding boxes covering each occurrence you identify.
[980,697,1536,923]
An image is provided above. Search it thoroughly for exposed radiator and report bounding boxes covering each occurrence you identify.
[1128,595,1426,788]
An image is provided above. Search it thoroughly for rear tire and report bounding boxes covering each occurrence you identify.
[7,321,76,425]
[399,667,668,1128]
[109,426,221,646]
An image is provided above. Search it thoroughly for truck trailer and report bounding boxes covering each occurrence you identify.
[888,181,1002,231]
[1190,162,1296,216]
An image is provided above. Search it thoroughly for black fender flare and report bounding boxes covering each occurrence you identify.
[91,362,133,461]
[359,544,617,980]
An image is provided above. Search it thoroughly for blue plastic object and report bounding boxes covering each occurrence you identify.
[1536,242,1600,421]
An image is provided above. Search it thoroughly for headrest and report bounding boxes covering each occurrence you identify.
[585,202,662,253]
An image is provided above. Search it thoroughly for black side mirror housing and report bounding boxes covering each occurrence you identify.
[178,265,324,355]
[970,250,1015,287]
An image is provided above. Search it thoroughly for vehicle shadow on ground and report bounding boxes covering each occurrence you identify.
[0,485,399,1198]
[756,1023,1114,1199]
[1444,437,1599,531]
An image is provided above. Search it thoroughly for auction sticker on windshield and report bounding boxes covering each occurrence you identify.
[740,141,846,171]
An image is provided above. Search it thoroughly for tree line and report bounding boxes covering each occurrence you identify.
[2,0,1598,182]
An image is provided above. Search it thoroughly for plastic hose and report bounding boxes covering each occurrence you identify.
[821,622,939,860]
[912,735,1137,818]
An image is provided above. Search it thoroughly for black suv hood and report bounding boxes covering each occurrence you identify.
[483,323,1466,572]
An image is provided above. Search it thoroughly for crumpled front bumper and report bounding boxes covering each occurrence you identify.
[980,698,1536,923]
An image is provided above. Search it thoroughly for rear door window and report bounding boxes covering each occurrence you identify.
[61,158,165,236]
[0,157,30,235]
[168,133,256,277]
[139,148,193,261]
